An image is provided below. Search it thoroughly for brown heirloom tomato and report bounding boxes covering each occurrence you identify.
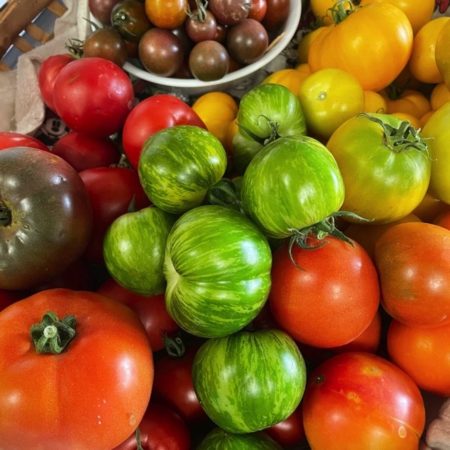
[0,289,153,450]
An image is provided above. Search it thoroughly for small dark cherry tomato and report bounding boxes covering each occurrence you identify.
[111,0,152,42]
[189,40,230,80]
[209,0,251,25]
[185,9,217,43]
[83,27,128,66]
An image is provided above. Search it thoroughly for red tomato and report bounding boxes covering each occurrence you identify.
[113,402,191,450]
[121,94,206,168]
[0,131,48,151]
[38,54,74,112]
[52,131,120,171]
[302,352,426,450]
[53,57,134,138]
[269,237,380,348]
[374,222,450,327]
[249,0,267,21]
[262,0,289,30]
[0,288,153,450]
[79,167,150,262]
[153,346,207,424]
[97,278,179,352]
[434,209,450,229]
[387,319,450,397]
[266,405,305,447]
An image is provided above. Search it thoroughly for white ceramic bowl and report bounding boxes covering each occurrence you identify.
[121,1,302,97]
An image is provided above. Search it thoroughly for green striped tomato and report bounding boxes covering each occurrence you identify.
[233,83,306,174]
[164,205,272,338]
[192,329,307,433]
[103,206,175,295]
[197,428,282,449]
[138,125,227,214]
[241,136,345,239]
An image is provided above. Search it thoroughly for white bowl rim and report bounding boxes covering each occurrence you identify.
[122,1,302,88]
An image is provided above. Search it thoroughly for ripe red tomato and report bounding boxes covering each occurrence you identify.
[0,288,153,450]
[152,346,207,424]
[113,402,191,450]
[121,94,206,168]
[0,131,48,151]
[52,131,120,171]
[387,319,450,397]
[38,54,74,111]
[53,57,134,138]
[97,278,179,352]
[79,167,150,262]
[434,209,450,229]
[262,0,289,30]
[375,222,450,327]
[266,405,305,447]
[269,236,380,348]
[302,352,426,450]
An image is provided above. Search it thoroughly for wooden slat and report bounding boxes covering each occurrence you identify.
[13,35,33,53]
[26,23,53,44]
[46,0,67,17]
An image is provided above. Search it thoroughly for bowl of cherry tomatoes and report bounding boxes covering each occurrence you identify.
[89,0,301,96]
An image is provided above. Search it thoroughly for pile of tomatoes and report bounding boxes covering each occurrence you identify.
[1,0,450,449]
[87,0,290,80]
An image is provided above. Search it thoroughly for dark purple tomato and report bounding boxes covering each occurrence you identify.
[249,0,267,21]
[214,23,227,43]
[209,0,251,25]
[227,18,268,64]
[262,0,289,31]
[139,28,184,76]
[185,9,217,43]
[83,27,128,66]
[172,26,194,53]
[188,40,230,81]
[89,0,121,24]
[111,0,152,42]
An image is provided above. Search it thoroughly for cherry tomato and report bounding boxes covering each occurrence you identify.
[266,405,305,447]
[0,132,48,152]
[144,0,188,29]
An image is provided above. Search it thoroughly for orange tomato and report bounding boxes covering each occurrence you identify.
[409,17,450,84]
[297,27,329,63]
[262,67,310,96]
[430,83,450,110]
[419,110,434,128]
[412,192,448,222]
[388,319,450,396]
[145,0,187,29]
[309,0,353,24]
[363,90,387,113]
[192,91,238,146]
[390,112,421,129]
[385,89,431,118]
[436,19,450,89]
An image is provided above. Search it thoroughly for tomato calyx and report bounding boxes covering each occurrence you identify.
[361,113,428,154]
[0,202,12,227]
[30,311,77,354]
[329,0,358,24]
[164,334,186,358]
[187,0,209,22]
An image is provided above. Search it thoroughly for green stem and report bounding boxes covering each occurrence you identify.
[135,428,144,450]
[164,334,186,358]
[329,0,357,23]
[0,202,12,226]
[30,312,77,354]
[360,113,428,154]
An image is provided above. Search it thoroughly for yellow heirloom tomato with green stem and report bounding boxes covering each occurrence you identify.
[326,113,431,223]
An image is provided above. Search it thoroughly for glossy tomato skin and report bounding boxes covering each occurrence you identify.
[153,346,207,424]
[98,278,179,352]
[375,222,450,327]
[0,288,153,450]
[302,352,426,450]
[0,131,49,151]
[113,402,190,450]
[0,148,92,290]
[79,166,149,262]
[197,428,282,449]
[52,131,120,171]
[122,94,206,168]
[269,237,380,348]
[53,57,134,138]
[38,54,74,111]
[266,405,305,447]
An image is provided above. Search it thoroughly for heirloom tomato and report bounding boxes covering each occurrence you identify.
[326,113,431,223]
[241,136,344,239]
[375,222,450,327]
[302,352,426,450]
[0,131,48,151]
[0,289,153,450]
[422,102,450,204]
[266,406,305,447]
[308,2,413,91]
[138,125,227,214]
[164,205,272,337]
[262,67,311,96]
[436,18,450,88]
[388,320,450,397]
[145,0,188,29]
[0,148,92,290]
[269,236,380,348]
[192,329,306,433]
[198,428,281,449]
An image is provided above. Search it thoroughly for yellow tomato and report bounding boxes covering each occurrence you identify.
[430,83,450,110]
[360,0,435,34]
[262,67,311,96]
[297,27,329,63]
[436,20,450,89]
[192,92,238,146]
[386,90,431,118]
[310,0,353,24]
[308,2,413,91]
[363,91,387,113]
[298,67,364,140]
[409,17,450,84]
[390,112,421,129]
